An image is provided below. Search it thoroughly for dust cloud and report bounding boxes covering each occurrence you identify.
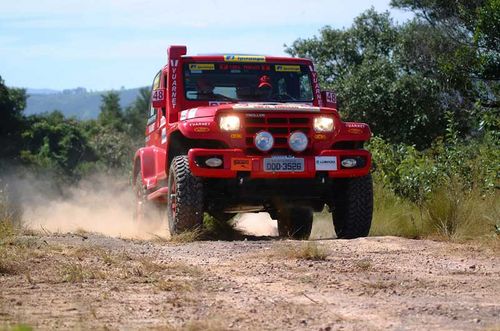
[15,172,329,239]
[21,174,168,239]
[234,213,278,236]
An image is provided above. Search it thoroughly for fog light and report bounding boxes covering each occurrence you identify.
[288,131,308,152]
[205,157,223,167]
[254,131,274,152]
[341,158,357,168]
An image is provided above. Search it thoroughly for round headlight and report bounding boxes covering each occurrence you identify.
[254,131,274,152]
[288,131,308,152]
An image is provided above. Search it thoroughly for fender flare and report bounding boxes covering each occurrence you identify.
[133,146,167,190]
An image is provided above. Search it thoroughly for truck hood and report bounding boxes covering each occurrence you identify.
[179,103,325,120]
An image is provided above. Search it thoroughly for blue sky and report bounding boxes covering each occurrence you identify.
[0,0,412,90]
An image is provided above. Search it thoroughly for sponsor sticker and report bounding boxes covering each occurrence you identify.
[189,63,215,71]
[224,55,266,62]
[170,59,179,109]
[275,65,301,72]
[194,127,210,133]
[148,123,155,133]
[345,123,365,128]
[161,128,167,144]
[315,156,338,171]
[187,108,198,119]
[348,128,364,135]
[231,158,252,171]
[180,110,188,121]
[233,103,320,112]
[313,133,327,140]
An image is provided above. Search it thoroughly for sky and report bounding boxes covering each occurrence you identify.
[0,0,412,91]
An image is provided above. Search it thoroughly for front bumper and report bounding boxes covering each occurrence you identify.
[188,148,371,179]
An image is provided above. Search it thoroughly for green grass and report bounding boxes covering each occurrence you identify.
[370,179,500,243]
[370,182,428,238]
[271,242,328,261]
[424,185,499,240]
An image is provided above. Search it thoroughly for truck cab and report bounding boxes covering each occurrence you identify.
[134,45,373,239]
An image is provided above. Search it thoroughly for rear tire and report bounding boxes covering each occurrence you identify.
[167,155,204,235]
[277,207,313,240]
[331,174,373,239]
[134,171,162,223]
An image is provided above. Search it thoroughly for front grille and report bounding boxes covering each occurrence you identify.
[243,114,312,154]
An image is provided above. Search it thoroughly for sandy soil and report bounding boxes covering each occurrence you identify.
[1,225,499,330]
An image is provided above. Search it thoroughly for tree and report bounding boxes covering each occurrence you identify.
[391,0,499,104]
[286,9,446,147]
[97,91,124,131]
[20,111,95,177]
[0,76,27,158]
[124,87,150,141]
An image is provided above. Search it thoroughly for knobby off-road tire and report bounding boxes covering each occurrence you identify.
[167,155,204,235]
[277,207,313,240]
[331,174,373,239]
[134,171,164,224]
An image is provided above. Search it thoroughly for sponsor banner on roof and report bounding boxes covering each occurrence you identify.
[224,55,266,62]
[189,63,215,71]
[275,65,301,72]
[232,103,320,112]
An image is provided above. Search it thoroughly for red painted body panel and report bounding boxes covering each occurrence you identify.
[134,146,167,190]
[188,148,371,179]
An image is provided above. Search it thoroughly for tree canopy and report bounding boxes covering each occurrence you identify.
[286,4,499,148]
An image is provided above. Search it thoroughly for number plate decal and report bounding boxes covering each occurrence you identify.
[263,158,304,172]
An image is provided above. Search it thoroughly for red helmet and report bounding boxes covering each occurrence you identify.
[258,75,272,89]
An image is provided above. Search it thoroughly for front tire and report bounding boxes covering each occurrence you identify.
[276,207,313,240]
[167,156,204,235]
[331,174,373,239]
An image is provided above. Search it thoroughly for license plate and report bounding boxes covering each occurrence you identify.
[263,157,304,172]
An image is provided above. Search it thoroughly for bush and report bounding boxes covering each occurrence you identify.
[368,133,499,240]
[0,180,21,241]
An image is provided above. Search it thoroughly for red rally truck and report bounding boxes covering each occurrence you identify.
[133,45,373,239]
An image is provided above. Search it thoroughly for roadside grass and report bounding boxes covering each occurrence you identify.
[370,180,500,245]
[1,324,34,331]
[424,185,499,241]
[270,242,328,261]
[370,182,428,238]
[169,227,204,243]
[152,319,225,331]
[167,214,244,243]
[60,262,105,283]
[201,213,245,241]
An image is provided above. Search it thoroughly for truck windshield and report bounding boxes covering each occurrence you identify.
[183,63,313,102]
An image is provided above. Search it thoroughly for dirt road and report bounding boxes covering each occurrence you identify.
[1,229,499,330]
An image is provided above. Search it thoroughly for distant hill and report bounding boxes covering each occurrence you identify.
[24,87,147,120]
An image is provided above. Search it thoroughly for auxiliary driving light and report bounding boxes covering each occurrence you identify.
[288,131,308,152]
[254,131,274,152]
[341,158,357,168]
[205,157,223,167]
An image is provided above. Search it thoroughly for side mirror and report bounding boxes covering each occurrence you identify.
[152,88,166,108]
[321,91,337,109]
